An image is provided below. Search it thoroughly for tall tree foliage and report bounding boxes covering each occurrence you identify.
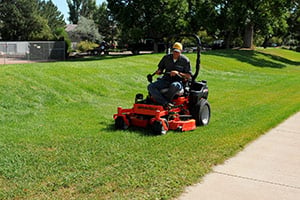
[93,2,116,42]
[107,0,190,44]
[81,0,97,19]
[0,0,43,40]
[0,0,65,40]
[196,0,244,48]
[287,1,300,48]
[67,0,97,24]
[38,0,65,31]
[67,0,81,24]
[188,0,294,49]
[69,16,102,42]
[238,0,292,48]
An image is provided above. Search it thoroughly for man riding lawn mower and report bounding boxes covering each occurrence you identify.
[114,34,210,134]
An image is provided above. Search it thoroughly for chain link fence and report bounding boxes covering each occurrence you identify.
[0,41,66,64]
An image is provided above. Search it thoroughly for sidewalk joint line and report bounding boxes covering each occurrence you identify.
[274,128,300,135]
[213,171,300,190]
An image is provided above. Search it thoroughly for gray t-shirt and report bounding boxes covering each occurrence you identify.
[158,54,192,82]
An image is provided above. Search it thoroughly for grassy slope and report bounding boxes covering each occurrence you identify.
[0,48,299,199]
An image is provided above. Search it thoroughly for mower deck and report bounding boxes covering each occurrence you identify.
[114,100,196,134]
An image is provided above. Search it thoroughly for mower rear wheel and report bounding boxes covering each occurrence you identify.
[193,99,211,126]
[153,119,169,135]
[115,116,129,130]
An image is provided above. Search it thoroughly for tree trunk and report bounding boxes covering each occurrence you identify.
[224,31,232,49]
[262,36,269,49]
[153,41,158,53]
[243,23,254,49]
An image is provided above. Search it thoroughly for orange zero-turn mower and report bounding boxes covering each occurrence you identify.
[113,34,210,134]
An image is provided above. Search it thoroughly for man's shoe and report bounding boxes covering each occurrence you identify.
[167,102,174,107]
[163,102,174,109]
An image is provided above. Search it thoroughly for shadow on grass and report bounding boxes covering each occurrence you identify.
[66,54,130,62]
[203,49,299,68]
[103,123,161,137]
[256,50,300,66]
[66,52,150,62]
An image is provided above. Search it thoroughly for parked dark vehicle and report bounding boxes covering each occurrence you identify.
[127,39,165,55]
[89,41,109,55]
[211,40,225,50]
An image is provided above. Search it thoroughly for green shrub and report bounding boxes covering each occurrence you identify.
[77,40,98,52]
[54,27,72,53]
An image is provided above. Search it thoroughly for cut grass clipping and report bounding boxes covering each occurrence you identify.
[0,48,299,199]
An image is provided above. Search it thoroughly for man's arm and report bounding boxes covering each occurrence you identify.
[170,70,191,80]
[155,69,163,75]
[169,55,192,80]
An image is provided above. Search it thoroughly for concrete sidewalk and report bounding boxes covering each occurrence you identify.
[178,112,300,200]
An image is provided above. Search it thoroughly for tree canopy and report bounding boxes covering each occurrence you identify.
[67,0,97,24]
[0,0,298,50]
[0,0,65,41]
[68,16,102,42]
[107,0,190,43]
[38,0,65,31]
[93,2,116,42]
[106,0,298,49]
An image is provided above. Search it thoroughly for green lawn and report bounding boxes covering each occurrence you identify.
[0,48,299,199]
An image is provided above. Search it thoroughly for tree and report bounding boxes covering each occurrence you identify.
[81,0,97,19]
[69,16,102,42]
[211,0,243,48]
[67,0,97,24]
[93,2,117,42]
[0,0,52,40]
[189,0,294,49]
[286,1,300,49]
[234,0,293,48]
[67,0,81,24]
[29,15,54,40]
[107,0,190,50]
[38,0,66,32]
[0,0,67,41]
[54,27,72,52]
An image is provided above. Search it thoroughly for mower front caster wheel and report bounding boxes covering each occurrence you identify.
[152,119,169,135]
[115,116,129,130]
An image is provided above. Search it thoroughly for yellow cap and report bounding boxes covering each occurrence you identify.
[173,42,183,52]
